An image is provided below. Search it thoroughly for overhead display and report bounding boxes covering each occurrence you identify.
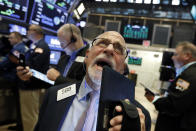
[44,0,72,11]
[123,25,148,40]
[0,0,29,22]
[29,0,68,33]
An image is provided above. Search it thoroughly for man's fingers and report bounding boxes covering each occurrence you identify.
[16,66,32,81]
[47,68,60,81]
[115,105,122,112]
[16,66,24,71]
[109,125,122,131]
[110,115,123,126]
[137,108,146,131]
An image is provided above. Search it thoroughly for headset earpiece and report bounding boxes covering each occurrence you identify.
[70,36,77,43]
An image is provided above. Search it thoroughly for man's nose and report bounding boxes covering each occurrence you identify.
[171,55,175,60]
[104,44,115,56]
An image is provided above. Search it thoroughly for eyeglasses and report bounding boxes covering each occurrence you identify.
[92,38,128,58]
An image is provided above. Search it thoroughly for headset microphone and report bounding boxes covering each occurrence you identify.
[63,41,72,49]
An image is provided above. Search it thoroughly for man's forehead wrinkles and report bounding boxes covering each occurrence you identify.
[97,38,122,45]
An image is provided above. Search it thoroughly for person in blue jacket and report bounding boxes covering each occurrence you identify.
[0,31,28,88]
[16,24,50,131]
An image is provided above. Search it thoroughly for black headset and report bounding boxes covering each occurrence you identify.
[63,24,77,49]
[69,24,77,43]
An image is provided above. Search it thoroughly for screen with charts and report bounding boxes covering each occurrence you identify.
[9,24,27,35]
[45,35,63,51]
[53,0,72,10]
[0,0,29,22]
[29,0,68,33]
[128,56,142,65]
[123,25,148,40]
[50,50,61,65]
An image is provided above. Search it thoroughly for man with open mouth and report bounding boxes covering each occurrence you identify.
[35,31,148,131]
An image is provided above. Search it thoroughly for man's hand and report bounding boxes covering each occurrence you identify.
[109,99,146,131]
[144,91,154,102]
[8,54,19,64]
[16,66,32,81]
[109,106,123,131]
[137,108,146,131]
[46,68,60,81]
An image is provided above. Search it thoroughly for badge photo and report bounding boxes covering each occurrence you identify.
[176,78,190,91]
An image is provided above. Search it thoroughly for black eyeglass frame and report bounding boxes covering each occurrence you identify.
[91,38,128,58]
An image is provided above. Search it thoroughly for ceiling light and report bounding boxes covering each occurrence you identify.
[110,0,117,2]
[77,3,85,15]
[144,0,151,4]
[152,0,160,4]
[172,0,180,5]
[136,0,143,4]
[74,9,80,20]
[127,0,134,3]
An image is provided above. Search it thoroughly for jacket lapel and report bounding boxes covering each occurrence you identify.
[57,82,81,130]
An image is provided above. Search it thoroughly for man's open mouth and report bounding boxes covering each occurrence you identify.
[95,59,113,68]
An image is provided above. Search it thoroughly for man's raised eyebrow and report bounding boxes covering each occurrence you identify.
[112,41,125,48]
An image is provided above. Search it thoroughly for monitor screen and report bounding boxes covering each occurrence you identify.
[152,0,160,4]
[9,24,27,35]
[45,35,63,51]
[50,50,61,65]
[29,0,68,33]
[191,5,196,21]
[171,0,180,6]
[128,56,142,65]
[144,0,151,4]
[123,25,148,40]
[0,0,29,22]
[51,0,72,10]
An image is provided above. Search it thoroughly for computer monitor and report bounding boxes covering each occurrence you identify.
[49,0,72,10]
[29,0,68,33]
[45,35,63,51]
[151,24,172,47]
[50,50,61,65]
[9,24,27,35]
[0,0,29,23]
[123,24,149,44]
[123,25,148,40]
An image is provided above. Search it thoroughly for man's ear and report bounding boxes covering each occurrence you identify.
[84,49,89,63]
[184,52,192,60]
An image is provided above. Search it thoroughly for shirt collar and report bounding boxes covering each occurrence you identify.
[13,42,23,48]
[176,61,196,76]
[69,45,86,61]
[33,38,42,45]
[77,78,93,101]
